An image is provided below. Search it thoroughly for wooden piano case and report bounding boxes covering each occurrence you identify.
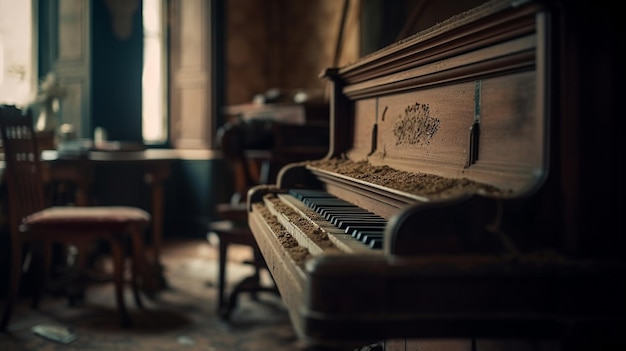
[247,0,626,349]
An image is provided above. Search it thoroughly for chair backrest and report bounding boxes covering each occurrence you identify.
[216,120,260,205]
[0,105,47,234]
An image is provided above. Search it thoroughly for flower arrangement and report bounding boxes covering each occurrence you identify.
[34,72,68,106]
[33,72,68,133]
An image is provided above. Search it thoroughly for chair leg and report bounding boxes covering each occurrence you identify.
[1,239,23,332]
[129,227,146,308]
[29,248,41,310]
[217,236,228,317]
[108,237,131,328]
[31,241,54,309]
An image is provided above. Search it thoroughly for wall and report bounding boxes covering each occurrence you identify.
[0,0,36,106]
[222,0,487,106]
[225,0,361,105]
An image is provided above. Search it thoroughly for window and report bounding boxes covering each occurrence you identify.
[0,0,36,107]
[142,0,167,144]
[147,0,217,149]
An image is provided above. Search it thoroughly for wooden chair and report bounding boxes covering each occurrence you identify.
[0,105,151,331]
[208,120,278,319]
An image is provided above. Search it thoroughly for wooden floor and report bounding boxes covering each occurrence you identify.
[0,237,312,351]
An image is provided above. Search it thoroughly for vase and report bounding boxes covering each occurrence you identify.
[35,98,59,133]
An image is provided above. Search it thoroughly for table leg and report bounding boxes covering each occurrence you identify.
[143,165,170,292]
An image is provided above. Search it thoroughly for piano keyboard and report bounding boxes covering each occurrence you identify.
[263,188,387,255]
[290,189,388,249]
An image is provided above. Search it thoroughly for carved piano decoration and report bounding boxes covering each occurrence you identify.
[247,0,625,349]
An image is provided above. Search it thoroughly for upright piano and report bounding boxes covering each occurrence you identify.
[247,0,626,349]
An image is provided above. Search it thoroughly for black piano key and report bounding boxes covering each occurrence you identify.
[321,209,372,220]
[320,207,383,218]
[347,225,385,236]
[334,214,386,222]
[354,230,384,241]
[331,213,385,220]
[307,199,356,211]
[361,232,384,245]
[323,211,367,222]
[319,208,371,215]
[369,238,383,249]
[305,198,353,206]
[291,192,338,205]
[336,218,386,229]
[353,231,367,241]
[289,189,332,200]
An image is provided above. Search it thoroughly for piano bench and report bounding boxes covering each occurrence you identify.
[207,219,277,320]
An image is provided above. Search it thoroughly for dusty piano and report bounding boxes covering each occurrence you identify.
[247,0,626,349]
